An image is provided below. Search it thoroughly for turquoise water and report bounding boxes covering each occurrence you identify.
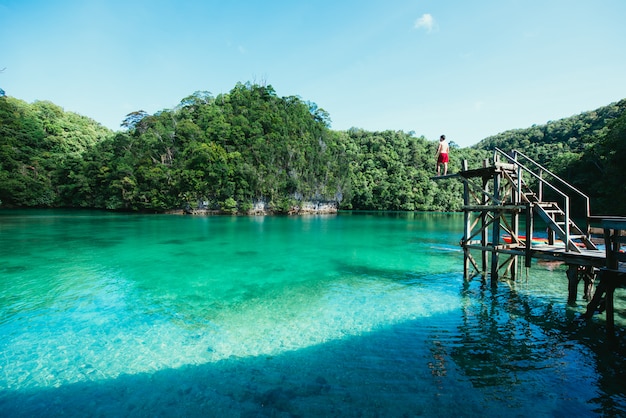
[0,210,624,417]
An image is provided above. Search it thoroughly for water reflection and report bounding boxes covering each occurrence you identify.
[452,275,626,416]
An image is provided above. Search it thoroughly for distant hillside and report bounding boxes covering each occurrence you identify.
[1,85,623,214]
[473,99,626,215]
[474,99,625,158]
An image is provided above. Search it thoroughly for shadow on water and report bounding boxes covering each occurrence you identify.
[332,259,434,285]
[2,278,626,417]
[451,276,626,416]
[0,313,486,418]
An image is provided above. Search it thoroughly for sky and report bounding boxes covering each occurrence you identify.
[1,0,625,148]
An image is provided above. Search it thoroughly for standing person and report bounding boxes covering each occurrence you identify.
[435,134,449,176]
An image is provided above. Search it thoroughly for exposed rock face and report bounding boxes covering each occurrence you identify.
[247,200,338,215]
[249,201,268,215]
[169,200,338,215]
[289,201,338,215]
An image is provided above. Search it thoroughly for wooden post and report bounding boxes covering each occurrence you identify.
[481,176,489,275]
[604,225,617,329]
[602,222,625,330]
[511,210,519,281]
[525,204,533,268]
[605,227,617,269]
[605,279,616,330]
[490,171,501,287]
[566,265,579,304]
[582,266,596,301]
[583,277,606,319]
[510,158,520,280]
[462,160,470,279]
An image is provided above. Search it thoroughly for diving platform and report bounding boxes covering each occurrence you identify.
[437,149,626,331]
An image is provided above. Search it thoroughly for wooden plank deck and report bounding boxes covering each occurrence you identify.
[463,243,606,267]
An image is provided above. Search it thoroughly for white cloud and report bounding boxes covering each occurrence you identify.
[414,13,435,32]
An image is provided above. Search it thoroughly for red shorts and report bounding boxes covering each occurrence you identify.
[437,153,449,163]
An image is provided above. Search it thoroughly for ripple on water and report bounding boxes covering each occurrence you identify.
[1,212,624,417]
[0,271,460,391]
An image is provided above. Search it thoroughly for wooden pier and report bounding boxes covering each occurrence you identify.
[437,148,626,330]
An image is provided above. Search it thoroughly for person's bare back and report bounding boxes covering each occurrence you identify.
[435,135,449,176]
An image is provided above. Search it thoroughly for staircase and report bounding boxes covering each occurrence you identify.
[496,148,597,253]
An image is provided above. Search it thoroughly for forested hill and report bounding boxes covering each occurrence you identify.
[473,99,626,215]
[0,97,111,206]
[0,83,488,213]
[1,82,624,214]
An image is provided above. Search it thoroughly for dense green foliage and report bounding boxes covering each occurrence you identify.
[0,83,486,213]
[1,82,624,214]
[474,99,626,215]
[0,97,110,206]
[341,128,487,211]
[73,84,351,212]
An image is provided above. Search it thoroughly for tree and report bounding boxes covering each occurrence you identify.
[121,110,149,131]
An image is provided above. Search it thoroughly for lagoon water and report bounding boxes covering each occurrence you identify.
[0,210,624,417]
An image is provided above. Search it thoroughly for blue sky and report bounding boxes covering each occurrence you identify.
[1,0,625,147]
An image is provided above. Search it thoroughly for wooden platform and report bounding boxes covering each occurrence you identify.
[462,243,607,267]
[443,150,626,332]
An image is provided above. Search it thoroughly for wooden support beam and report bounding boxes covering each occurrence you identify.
[430,172,461,180]
[584,269,623,330]
[606,283,615,330]
[490,171,501,287]
[482,176,489,275]
[566,265,579,304]
[508,167,520,281]
[462,160,470,280]
[525,204,533,268]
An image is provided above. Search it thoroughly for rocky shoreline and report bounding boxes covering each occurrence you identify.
[167,201,338,216]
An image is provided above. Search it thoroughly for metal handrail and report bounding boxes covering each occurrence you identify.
[494,148,574,249]
[509,149,591,232]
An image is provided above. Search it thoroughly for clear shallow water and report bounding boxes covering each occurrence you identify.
[0,210,624,417]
